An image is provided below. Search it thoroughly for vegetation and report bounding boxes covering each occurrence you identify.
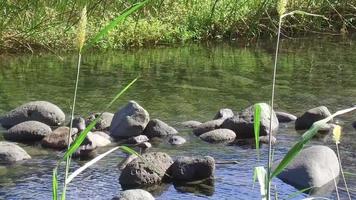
[1,0,355,52]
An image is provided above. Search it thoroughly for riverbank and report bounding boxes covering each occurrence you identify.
[1,0,355,53]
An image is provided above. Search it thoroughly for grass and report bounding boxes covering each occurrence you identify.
[0,0,355,53]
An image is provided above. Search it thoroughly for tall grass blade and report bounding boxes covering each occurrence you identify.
[119,145,141,157]
[271,106,356,179]
[105,77,139,110]
[52,167,58,200]
[254,104,261,161]
[87,0,149,49]
[285,187,313,199]
[254,166,267,200]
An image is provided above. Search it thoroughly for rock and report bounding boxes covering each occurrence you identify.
[73,143,97,160]
[0,142,31,164]
[127,135,149,144]
[168,135,186,145]
[143,119,178,138]
[112,189,155,200]
[295,106,332,130]
[259,135,277,145]
[213,108,234,120]
[119,152,173,187]
[0,101,65,128]
[221,103,279,139]
[4,121,52,142]
[193,119,224,136]
[181,121,202,129]
[118,154,138,170]
[199,129,236,143]
[87,131,112,147]
[352,121,356,129]
[276,111,297,123]
[70,117,86,132]
[86,112,114,131]
[137,142,152,150]
[169,156,215,182]
[41,127,77,149]
[275,145,340,190]
[110,101,150,139]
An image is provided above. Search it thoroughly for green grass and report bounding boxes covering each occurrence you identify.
[0,0,355,52]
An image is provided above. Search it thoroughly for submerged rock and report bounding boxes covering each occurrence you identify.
[193,119,224,136]
[181,121,202,129]
[112,189,155,200]
[213,108,234,120]
[276,111,297,123]
[0,142,31,164]
[168,135,186,145]
[143,119,178,138]
[41,127,77,149]
[295,106,331,130]
[275,145,339,190]
[0,101,65,128]
[110,101,150,139]
[73,143,97,160]
[199,129,236,143]
[221,103,279,139]
[119,152,173,187]
[169,156,215,182]
[4,121,52,142]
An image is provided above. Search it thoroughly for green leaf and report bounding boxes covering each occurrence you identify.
[52,167,58,200]
[254,104,261,160]
[119,145,141,157]
[271,106,356,179]
[105,77,139,110]
[286,187,313,200]
[86,0,149,49]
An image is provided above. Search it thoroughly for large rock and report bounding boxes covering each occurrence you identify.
[110,101,150,139]
[221,103,279,139]
[181,121,202,129]
[276,111,297,123]
[199,129,236,143]
[213,108,234,120]
[41,127,77,149]
[0,142,31,164]
[275,145,340,190]
[193,119,224,136]
[119,152,173,187]
[112,189,155,200]
[143,119,178,138]
[86,112,114,131]
[295,106,332,130]
[4,121,52,142]
[169,156,215,182]
[0,101,65,128]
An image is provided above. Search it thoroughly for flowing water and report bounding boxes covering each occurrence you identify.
[0,36,355,200]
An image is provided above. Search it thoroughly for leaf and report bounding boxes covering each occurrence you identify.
[254,166,267,200]
[254,104,261,160]
[86,0,149,49]
[271,106,356,179]
[105,77,139,110]
[119,145,141,157]
[52,167,58,200]
[66,146,120,185]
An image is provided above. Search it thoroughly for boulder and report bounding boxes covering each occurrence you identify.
[143,119,178,138]
[41,127,78,149]
[4,121,52,142]
[119,152,173,187]
[199,129,236,143]
[86,112,114,131]
[275,145,340,190]
[0,101,65,128]
[110,101,150,139]
[295,106,332,130]
[193,119,224,136]
[112,189,155,200]
[169,156,215,182]
[87,131,112,147]
[276,111,297,123]
[0,142,31,164]
[127,135,149,144]
[221,103,279,139]
[168,135,186,145]
[213,108,234,120]
[181,121,202,129]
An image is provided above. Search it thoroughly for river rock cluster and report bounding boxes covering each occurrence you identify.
[0,100,347,199]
